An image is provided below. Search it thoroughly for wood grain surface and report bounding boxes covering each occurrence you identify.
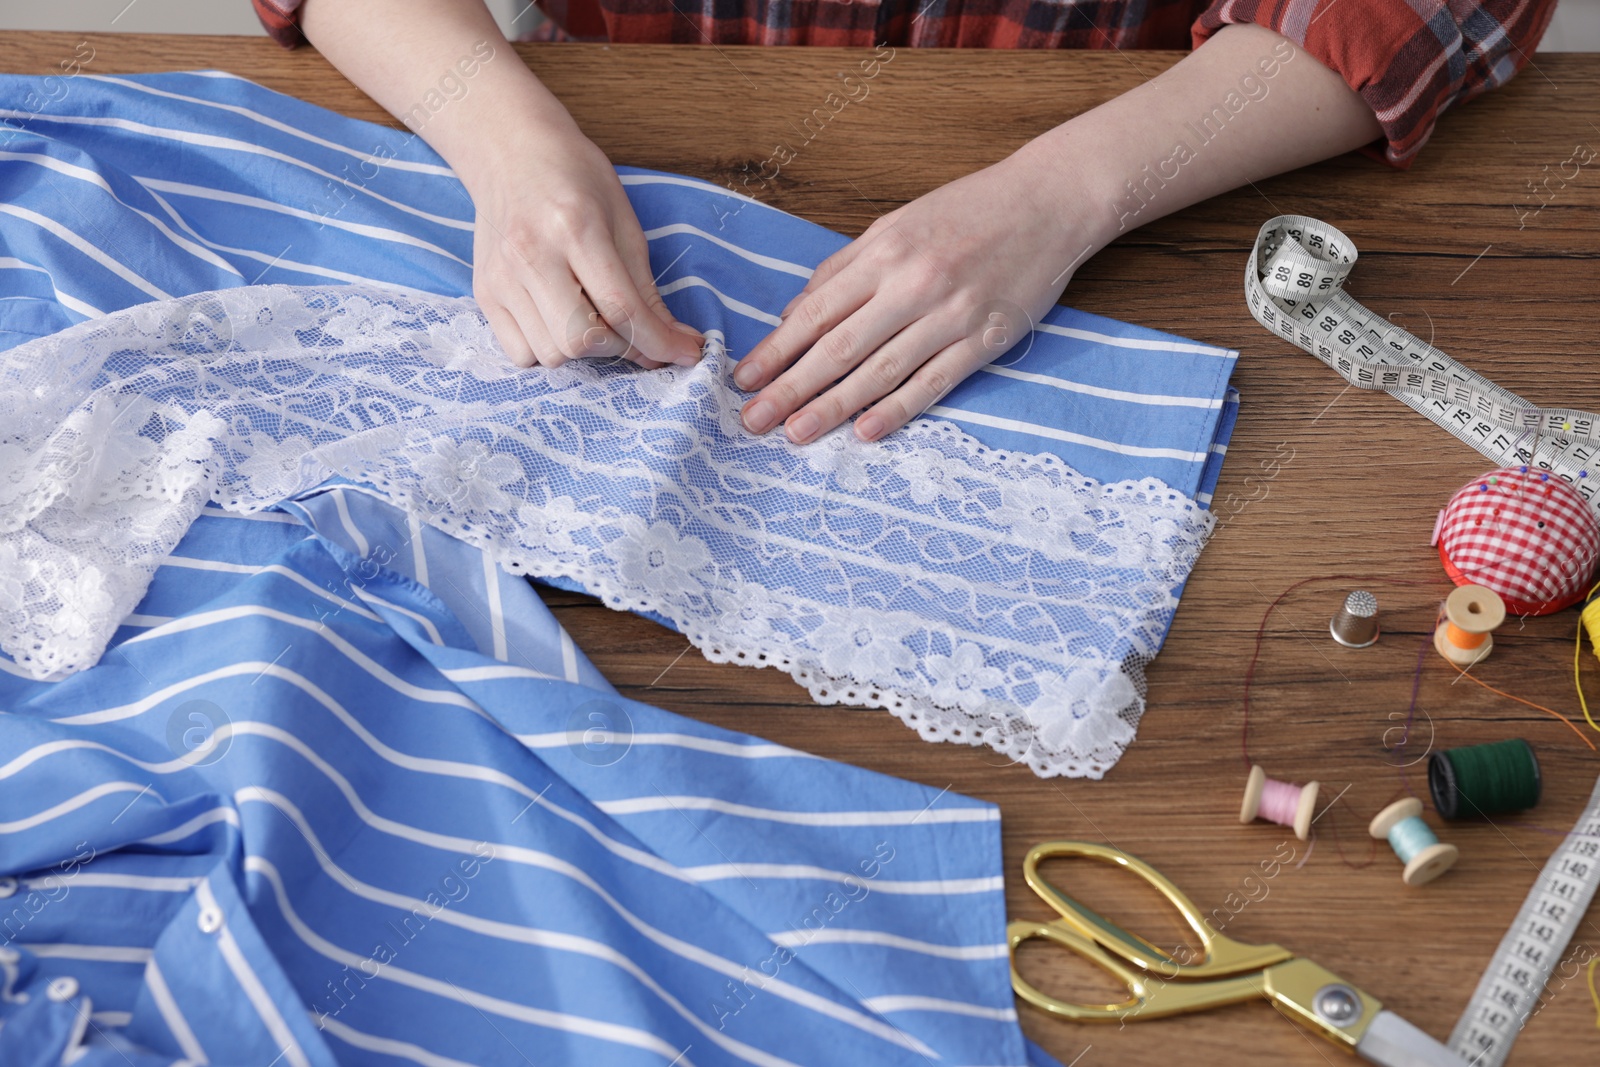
[6,30,1599,1065]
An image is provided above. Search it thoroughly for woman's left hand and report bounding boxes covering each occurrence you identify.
[732,149,1103,445]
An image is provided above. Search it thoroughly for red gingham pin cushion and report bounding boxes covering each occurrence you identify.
[1432,466,1600,616]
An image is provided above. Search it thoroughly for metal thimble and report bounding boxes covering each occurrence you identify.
[1330,590,1379,648]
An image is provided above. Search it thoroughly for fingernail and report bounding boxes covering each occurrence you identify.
[787,412,820,443]
[733,361,760,390]
[743,399,776,434]
[855,414,885,441]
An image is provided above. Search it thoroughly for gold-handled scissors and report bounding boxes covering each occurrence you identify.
[1009,842,1466,1066]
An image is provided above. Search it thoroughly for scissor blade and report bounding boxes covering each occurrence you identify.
[1356,1011,1468,1067]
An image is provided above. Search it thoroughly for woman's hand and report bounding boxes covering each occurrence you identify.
[734,23,1386,447]
[299,0,703,372]
[733,149,1103,444]
[466,111,704,371]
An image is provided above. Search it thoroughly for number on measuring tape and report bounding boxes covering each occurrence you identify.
[1442,774,1600,1067]
[1245,216,1600,514]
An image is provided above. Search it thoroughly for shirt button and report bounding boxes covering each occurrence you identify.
[46,976,78,1002]
[198,906,224,934]
[0,877,16,899]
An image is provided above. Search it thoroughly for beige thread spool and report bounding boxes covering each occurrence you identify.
[1433,584,1507,667]
[1239,765,1319,841]
[1368,797,1458,887]
[1330,590,1380,648]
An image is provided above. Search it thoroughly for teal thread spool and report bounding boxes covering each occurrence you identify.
[1428,739,1542,820]
[1368,798,1459,886]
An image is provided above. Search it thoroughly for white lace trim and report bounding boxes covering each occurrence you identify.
[0,285,1214,777]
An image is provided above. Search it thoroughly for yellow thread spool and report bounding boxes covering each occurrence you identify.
[1434,584,1506,667]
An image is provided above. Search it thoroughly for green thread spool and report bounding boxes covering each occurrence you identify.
[1428,739,1542,820]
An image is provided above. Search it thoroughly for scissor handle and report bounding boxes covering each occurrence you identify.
[1008,917,1270,1022]
[1020,840,1293,981]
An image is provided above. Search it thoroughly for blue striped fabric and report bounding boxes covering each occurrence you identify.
[0,490,1031,1066]
[0,70,1237,504]
[0,68,1236,1062]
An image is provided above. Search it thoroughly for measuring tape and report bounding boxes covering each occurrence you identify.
[1246,217,1600,1062]
[1447,773,1600,1066]
[1245,216,1600,513]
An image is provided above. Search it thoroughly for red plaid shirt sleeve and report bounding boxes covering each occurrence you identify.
[1194,0,1557,167]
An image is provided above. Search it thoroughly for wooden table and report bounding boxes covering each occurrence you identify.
[8,30,1599,1065]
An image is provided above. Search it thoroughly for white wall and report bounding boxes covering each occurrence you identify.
[0,0,540,39]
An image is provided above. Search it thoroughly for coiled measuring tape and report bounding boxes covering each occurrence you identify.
[1245,216,1600,514]
[1448,773,1600,1067]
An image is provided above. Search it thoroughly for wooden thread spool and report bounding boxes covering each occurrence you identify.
[1433,584,1506,667]
[1240,765,1319,841]
[1368,797,1458,886]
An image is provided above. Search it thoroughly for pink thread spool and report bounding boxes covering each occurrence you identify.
[1240,765,1319,841]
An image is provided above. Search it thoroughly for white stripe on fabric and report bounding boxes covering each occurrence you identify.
[123,614,174,628]
[0,150,242,275]
[642,224,813,278]
[136,177,469,266]
[330,489,370,557]
[440,664,560,683]
[223,729,930,1053]
[83,75,457,178]
[52,641,479,728]
[596,796,998,827]
[678,863,1002,895]
[0,109,472,232]
[28,873,201,893]
[30,943,152,964]
[768,929,1008,961]
[138,806,241,846]
[157,556,262,575]
[0,256,104,317]
[861,995,1017,1021]
[316,1016,477,1067]
[146,959,208,1064]
[514,731,809,761]
[196,878,311,1067]
[1032,320,1233,356]
[925,406,1210,462]
[353,589,445,646]
[0,781,160,832]
[200,505,303,524]
[25,678,697,896]
[90,1011,134,1027]
[247,857,715,1065]
[0,203,170,300]
[139,184,434,291]
[558,628,579,684]
[656,276,781,327]
[978,364,1222,409]
[618,172,769,209]
[241,791,809,1067]
[407,512,429,584]
[482,553,507,661]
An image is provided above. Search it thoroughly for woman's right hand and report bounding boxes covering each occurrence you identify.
[464,109,704,371]
[298,0,702,372]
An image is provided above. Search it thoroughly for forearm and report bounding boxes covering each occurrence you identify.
[1015,23,1383,257]
[298,0,577,199]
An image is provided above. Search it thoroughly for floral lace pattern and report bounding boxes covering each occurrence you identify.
[0,286,1214,777]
